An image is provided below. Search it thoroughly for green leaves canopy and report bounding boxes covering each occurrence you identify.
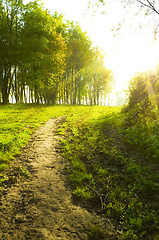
[0,0,113,105]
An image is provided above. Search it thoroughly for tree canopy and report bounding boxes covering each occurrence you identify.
[0,0,112,105]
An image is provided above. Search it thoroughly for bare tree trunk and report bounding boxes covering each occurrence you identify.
[71,68,74,104]
[73,76,77,105]
[78,75,81,105]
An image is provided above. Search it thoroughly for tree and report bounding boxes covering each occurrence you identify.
[0,0,67,104]
[83,47,112,105]
[65,23,93,104]
[0,0,23,103]
[94,0,159,13]
[124,70,159,121]
[131,0,159,15]
[92,0,159,25]
[0,0,112,105]
[20,1,66,104]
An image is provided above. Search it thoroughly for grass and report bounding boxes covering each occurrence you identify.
[123,104,159,161]
[0,104,71,183]
[59,106,159,240]
[0,104,159,239]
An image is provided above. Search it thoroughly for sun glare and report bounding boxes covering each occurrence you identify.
[104,36,159,93]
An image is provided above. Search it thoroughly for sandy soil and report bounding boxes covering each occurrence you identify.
[0,118,100,240]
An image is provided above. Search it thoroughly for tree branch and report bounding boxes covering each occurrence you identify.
[136,0,159,15]
[87,184,104,211]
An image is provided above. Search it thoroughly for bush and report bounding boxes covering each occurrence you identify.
[123,72,159,160]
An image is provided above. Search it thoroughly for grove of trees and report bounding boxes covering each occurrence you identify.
[0,0,113,105]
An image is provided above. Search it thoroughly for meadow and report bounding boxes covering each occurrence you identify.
[0,104,71,183]
[0,104,159,240]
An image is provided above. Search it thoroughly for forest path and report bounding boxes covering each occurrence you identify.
[0,118,99,240]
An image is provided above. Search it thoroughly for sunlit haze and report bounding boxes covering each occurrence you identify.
[25,0,159,95]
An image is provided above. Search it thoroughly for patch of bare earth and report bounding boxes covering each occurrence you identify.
[0,118,103,240]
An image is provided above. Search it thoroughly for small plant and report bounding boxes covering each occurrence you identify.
[122,230,138,240]
[97,167,108,177]
[73,186,92,199]
[0,163,8,172]
[0,176,8,185]
[70,170,86,184]
[154,235,159,240]
[88,224,105,240]
[127,161,142,176]
[72,160,85,171]
[15,166,31,179]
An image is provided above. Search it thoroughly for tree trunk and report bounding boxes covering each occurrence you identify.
[70,69,73,104]
[108,94,110,106]
[31,89,34,103]
[93,77,96,105]
[78,76,81,105]
[35,84,38,103]
[1,75,10,104]
[73,76,77,105]
[97,90,99,105]
[2,85,9,103]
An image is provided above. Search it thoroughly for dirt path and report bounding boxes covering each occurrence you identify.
[0,118,99,240]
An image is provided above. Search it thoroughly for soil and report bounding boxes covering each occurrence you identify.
[0,118,104,240]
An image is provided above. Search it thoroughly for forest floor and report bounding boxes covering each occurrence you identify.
[0,117,110,240]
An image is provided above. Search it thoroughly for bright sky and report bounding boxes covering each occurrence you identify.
[27,0,159,93]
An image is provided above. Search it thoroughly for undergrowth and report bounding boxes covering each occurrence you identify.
[123,105,159,161]
[59,106,159,240]
[123,72,159,161]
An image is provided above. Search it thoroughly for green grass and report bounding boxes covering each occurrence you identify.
[0,104,71,182]
[123,104,159,161]
[59,106,159,240]
[0,104,159,239]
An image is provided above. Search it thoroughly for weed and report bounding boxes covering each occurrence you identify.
[97,167,108,177]
[73,186,92,199]
[15,166,31,179]
[88,224,105,240]
[0,163,8,172]
[122,230,138,240]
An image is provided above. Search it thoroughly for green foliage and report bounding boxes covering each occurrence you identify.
[88,224,105,240]
[97,167,108,177]
[0,0,112,105]
[73,186,92,199]
[123,230,138,240]
[123,71,159,160]
[0,163,8,172]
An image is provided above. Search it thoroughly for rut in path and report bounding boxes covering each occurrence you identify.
[0,118,100,240]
